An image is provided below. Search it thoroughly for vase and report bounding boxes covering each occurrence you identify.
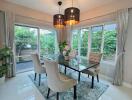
[64,56,69,61]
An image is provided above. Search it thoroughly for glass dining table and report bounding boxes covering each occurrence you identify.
[43,54,99,81]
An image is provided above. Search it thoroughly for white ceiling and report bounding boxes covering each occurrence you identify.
[5,0,120,15]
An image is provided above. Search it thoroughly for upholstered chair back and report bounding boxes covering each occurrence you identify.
[44,59,63,91]
[89,52,102,63]
[31,53,45,73]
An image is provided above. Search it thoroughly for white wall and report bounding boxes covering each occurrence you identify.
[0,0,52,24]
[124,9,132,84]
[0,11,5,47]
[81,0,132,21]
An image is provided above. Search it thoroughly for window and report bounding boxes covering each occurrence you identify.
[91,26,103,52]
[80,28,89,56]
[15,25,38,63]
[72,28,89,57]
[15,25,57,73]
[72,30,79,50]
[103,24,117,61]
[72,23,117,62]
[40,29,57,58]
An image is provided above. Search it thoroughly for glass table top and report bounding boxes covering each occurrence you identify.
[43,54,99,72]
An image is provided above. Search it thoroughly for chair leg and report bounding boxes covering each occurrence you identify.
[97,74,99,82]
[74,85,77,99]
[64,67,67,74]
[34,73,37,81]
[39,74,41,86]
[47,88,50,99]
[78,72,81,81]
[91,76,94,89]
[57,92,59,100]
[88,74,89,78]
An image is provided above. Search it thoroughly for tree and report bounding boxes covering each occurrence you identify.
[72,28,116,60]
[15,26,37,57]
[103,30,116,60]
[40,31,56,57]
[80,31,89,56]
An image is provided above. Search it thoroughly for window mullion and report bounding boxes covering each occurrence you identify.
[101,25,104,54]
[78,29,81,56]
[37,28,40,59]
[87,27,92,58]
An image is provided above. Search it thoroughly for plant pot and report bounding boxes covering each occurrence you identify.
[0,76,5,85]
[64,56,69,61]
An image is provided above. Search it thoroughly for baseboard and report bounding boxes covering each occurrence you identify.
[99,74,113,82]
[100,74,132,88]
[123,82,132,88]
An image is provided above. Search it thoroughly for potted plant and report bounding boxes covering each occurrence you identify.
[0,46,12,84]
[59,41,67,54]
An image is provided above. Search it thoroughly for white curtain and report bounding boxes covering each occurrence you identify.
[66,27,73,47]
[5,11,16,77]
[0,11,6,46]
[56,27,70,45]
[113,8,129,85]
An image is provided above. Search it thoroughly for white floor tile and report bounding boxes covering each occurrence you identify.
[0,71,132,100]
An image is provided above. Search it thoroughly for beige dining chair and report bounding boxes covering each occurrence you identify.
[31,53,46,86]
[44,59,77,100]
[82,52,102,88]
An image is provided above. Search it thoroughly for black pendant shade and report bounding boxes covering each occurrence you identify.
[64,7,80,26]
[53,1,65,29]
[53,14,65,29]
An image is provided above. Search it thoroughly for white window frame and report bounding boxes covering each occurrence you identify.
[71,22,117,64]
[14,24,57,59]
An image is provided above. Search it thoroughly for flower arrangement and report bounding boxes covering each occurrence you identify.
[63,45,71,56]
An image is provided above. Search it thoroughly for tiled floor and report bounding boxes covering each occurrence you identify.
[0,71,132,100]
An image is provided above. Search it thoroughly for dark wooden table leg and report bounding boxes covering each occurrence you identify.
[39,74,41,86]
[91,76,94,88]
[78,72,81,82]
[57,92,59,100]
[47,88,50,99]
[74,85,77,99]
[34,73,37,81]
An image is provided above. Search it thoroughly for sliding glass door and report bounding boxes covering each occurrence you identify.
[15,25,57,73]
[15,25,38,72]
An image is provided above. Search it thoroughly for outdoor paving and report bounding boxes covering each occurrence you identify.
[16,61,34,73]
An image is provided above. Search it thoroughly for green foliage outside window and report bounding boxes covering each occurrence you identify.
[15,26,56,62]
[72,31,79,50]
[15,26,37,52]
[72,24,117,61]
[40,30,56,57]
[103,30,116,61]
[80,30,89,56]
[15,26,37,62]
[91,26,103,52]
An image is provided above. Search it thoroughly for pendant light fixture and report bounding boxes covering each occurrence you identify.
[53,1,65,29]
[64,0,80,26]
